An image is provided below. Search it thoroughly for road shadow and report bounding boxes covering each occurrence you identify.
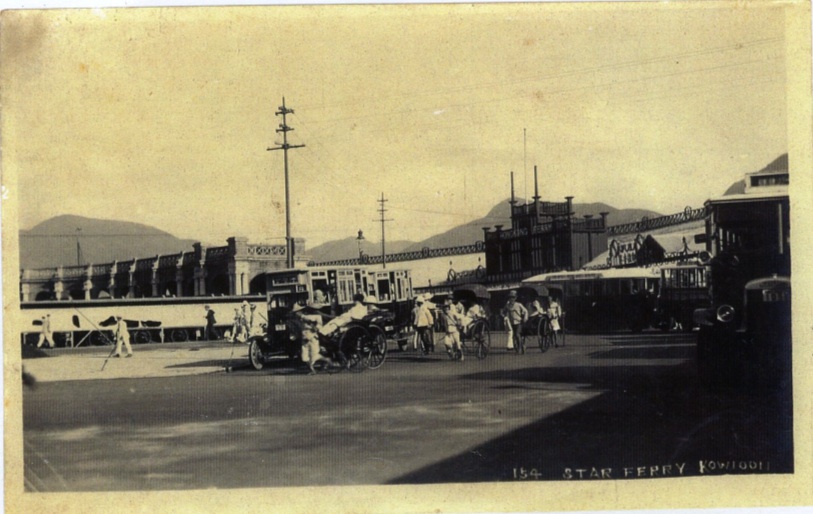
[165,359,241,369]
[587,345,695,360]
[388,362,793,484]
[597,333,697,346]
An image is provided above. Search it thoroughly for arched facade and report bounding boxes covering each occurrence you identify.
[20,236,308,302]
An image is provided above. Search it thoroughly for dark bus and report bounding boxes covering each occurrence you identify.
[656,264,709,332]
[524,267,660,332]
[693,187,791,389]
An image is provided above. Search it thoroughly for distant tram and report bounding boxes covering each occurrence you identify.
[264,266,413,314]
[524,267,661,332]
[20,295,265,347]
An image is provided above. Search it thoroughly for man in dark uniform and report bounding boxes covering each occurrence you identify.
[204,305,220,341]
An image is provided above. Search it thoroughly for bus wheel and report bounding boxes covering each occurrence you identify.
[53,332,71,348]
[134,330,151,344]
[91,330,111,346]
[170,329,189,342]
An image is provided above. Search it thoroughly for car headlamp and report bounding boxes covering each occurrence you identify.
[716,304,735,323]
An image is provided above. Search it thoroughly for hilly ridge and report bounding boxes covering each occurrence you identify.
[20,202,663,268]
[19,215,198,269]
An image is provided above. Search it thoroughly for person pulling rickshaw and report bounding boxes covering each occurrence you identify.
[449,284,492,360]
[515,284,560,352]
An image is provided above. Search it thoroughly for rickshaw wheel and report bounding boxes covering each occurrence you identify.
[248,339,264,371]
[537,318,553,352]
[472,321,490,360]
[339,325,369,372]
[366,325,388,369]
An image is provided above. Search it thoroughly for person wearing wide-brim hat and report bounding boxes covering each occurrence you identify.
[364,295,380,315]
[439,297,464,360]
[504,290,528,353]
[413,293,435,355]
[293,302,324,374]
[114,315,133,358]
[36,314,55,349]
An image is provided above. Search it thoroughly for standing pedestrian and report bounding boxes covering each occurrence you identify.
[36,314,55,348]
[414,295,435,354]
[240,301,251,339]
[293,303,324,374]
[504,291,528,353]
[410,298,421,350]
[440,299,464,360]
[204,305,220,341]
[114,316,133,358]
[230,308,243,343]
[548,297,563,347]
[503,308,514,350]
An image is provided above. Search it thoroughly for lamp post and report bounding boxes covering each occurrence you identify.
[356,230,365,262]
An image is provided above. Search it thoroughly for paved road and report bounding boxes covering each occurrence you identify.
[22,331,792,491]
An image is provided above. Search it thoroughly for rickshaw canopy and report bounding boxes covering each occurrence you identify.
[516,284,550,299]
[453,284,491,301]
[428,293,449,305]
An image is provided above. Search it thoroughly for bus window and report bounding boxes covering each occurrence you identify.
[394,272,410,301]
[377,278,391,302]
[311,278,330,304]
[336,271,355,304]
[620,280,632,295]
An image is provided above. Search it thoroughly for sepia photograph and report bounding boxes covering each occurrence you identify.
[2,1,812,513]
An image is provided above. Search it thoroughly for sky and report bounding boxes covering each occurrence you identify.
[2,2,791,249]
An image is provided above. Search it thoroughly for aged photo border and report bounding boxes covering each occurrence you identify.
[3,1,812,513]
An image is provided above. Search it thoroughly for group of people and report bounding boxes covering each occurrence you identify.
[294,293,378,374]
[223,301,263,344]
[502,291,562,353]
[410,294,488,360]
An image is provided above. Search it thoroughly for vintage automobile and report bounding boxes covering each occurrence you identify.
[694,274,790,390]
[247,297,391,372]
[246,266,412,372]
[692,179,791,390]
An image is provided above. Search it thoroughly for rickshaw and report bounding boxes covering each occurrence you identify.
[516,284,558,353]
[247,293,388,372]
[449,284,491,360]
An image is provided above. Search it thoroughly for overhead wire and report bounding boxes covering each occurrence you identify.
[297,36,783,115]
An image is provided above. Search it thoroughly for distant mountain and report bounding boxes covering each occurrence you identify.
[19,215,198,269]
[724,153,788,196]
[307,237,415,263]
[400,200,663,252]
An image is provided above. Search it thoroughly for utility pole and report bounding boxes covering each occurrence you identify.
[375,193,393,269]
[267,97,305,269]
[523,128,527,202]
